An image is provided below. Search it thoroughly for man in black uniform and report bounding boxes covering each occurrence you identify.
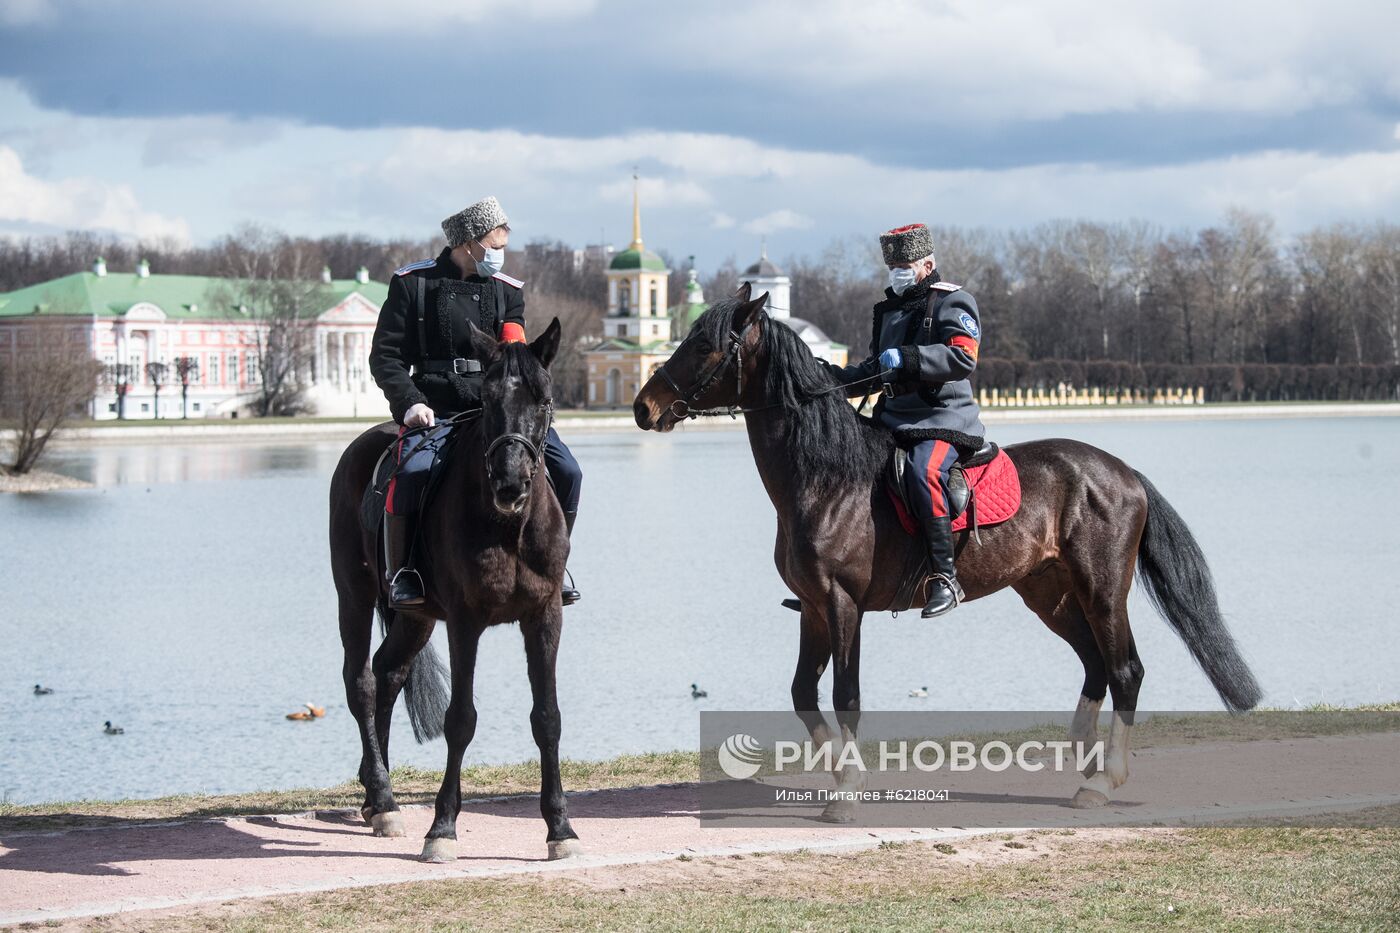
[369,195,582,610]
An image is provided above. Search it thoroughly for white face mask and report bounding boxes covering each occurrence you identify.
[474,242,505,277]
[888,266,919,295]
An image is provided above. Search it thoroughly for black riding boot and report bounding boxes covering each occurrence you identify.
[920,514,964,618]
[384,512,425,611]
[561,510,581,606]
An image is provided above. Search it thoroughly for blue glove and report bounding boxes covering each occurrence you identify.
[879,348,903,371]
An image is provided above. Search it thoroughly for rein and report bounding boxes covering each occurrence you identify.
[658,315,891,420]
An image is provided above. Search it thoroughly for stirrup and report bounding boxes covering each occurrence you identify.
[561,568,581,607]
[920,573,963,619]
[389,567,425,609]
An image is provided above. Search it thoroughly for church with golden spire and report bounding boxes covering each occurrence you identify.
[584,173,690,408]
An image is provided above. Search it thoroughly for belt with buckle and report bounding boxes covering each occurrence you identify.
[415,358,481,375]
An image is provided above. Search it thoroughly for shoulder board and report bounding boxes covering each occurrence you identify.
[393,258,436,277]
[492,272,524,289]
[931,281,961,292]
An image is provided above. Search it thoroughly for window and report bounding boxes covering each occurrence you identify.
[108,403,117,413]
[228,354,239,386]
[209,355,220,386]
[618,283,630,315]
[650,285,659,314]
[140,402,149,413]
[192,402,201,412]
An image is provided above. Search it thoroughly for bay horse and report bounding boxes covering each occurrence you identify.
[634,285,1260,819]
[328,318,582,861]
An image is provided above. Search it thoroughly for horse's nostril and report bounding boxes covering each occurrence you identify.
[633,397,655,429]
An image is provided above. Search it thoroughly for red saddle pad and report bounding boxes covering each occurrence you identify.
[888,449,1022,535]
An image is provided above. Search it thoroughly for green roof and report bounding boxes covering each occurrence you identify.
[0,271,389,320]
[608,248,668,272]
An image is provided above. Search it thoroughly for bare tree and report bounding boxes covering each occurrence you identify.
[175,356,200,419]
[211,225,329,417]
[1,347,103,475]
[528,292,605,407]
[108,362,134,420]
[787,236,885,350]
[145,361,168,420]
[1361,224,1400,366]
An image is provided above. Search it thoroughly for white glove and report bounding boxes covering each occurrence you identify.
[404,403,435,428]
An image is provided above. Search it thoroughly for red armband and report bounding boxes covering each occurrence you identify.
[500,322,526,343]
[948,334,979,361]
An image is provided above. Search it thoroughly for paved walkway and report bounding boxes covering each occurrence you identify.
[2,733,1396,926]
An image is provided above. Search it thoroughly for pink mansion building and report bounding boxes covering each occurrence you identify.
[0,258,392,419]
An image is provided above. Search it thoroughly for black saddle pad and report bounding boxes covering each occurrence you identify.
[360,441,398,536]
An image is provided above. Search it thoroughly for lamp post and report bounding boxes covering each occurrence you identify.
[109,362,132,420]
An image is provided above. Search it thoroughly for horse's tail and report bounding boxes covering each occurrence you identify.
[375,600,449,743]
[1133,470,1262,712]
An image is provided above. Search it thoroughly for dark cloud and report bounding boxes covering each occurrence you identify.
[2,3,1397,172]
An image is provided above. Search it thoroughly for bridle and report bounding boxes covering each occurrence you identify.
[656,313,888,421]
[484,399,554,484]
[656,317,760,420]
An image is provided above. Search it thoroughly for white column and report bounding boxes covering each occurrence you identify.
[333,330,344,389]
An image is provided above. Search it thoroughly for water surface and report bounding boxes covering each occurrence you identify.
[2,417,1396,804]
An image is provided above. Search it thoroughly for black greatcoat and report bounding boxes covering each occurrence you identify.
[369,247,526,424]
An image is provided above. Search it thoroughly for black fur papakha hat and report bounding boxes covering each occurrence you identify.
[441,196,509,248]
[879,223,935,265]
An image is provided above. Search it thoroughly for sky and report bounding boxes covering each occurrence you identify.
[1,0,1399,272]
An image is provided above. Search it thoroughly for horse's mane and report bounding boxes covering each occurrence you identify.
[694,298,892,490]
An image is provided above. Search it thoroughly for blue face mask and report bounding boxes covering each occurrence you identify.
[474,243,504,277]
[888,266,919,295]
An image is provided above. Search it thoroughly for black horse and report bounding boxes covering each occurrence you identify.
[634,285,1260,819]
[328,319,582,861]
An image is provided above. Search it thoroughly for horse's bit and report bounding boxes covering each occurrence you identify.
[483,401,554,483]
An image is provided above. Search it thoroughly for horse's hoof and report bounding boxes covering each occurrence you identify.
[371,811,407,837]
[421,837,456,863]
[818,800,857,823]
[548,838,585,860]
[1070,787,1110,809]
[360,806,375,826]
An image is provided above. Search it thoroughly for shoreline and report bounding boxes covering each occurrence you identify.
[4,400,1399,448]
[4,706,1394,827]
[0,468,94,493]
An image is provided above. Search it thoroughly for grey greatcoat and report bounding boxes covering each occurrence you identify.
[826,273,986,453]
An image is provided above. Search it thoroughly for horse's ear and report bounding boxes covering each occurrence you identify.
[734,291,769,330]
[465,320,498,362]
[530,317,562,369]
[733,281,752,303]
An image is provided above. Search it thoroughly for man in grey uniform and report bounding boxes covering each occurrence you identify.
[825,222,985,617]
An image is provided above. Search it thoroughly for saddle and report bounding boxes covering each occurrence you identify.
[359,422,467,558]
[885,442,1021,538]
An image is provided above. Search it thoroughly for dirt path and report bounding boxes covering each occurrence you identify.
[3,732,1397,927]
